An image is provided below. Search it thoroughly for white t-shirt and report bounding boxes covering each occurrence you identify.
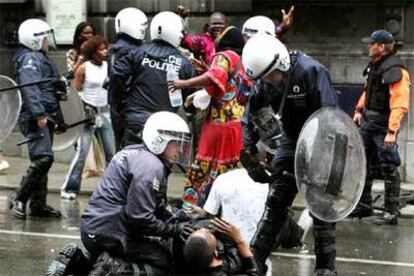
[82,61,108,108]
[203,168,272,275]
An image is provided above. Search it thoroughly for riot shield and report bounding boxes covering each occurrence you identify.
[53,86,85,151]
[295,107,366,222]
[0,75,22,144]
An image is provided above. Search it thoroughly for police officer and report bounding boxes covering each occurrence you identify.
[350,30,411,225]
[108,7,148,151]
[9,19,63,220]
[109,11,195,147]
[80,111,193,274]
[242,34,338,276]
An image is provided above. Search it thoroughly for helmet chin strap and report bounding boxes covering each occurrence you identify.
[254,53,280,81]
[273,67,293,121]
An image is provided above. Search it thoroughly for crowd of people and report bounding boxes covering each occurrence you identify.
[2,4,410,276]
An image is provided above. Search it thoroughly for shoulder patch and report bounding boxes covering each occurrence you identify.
[22,59,38,70]
[152,177,160,191]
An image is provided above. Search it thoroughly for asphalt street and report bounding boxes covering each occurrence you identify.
[0,189,413,275]
[0,157,414,275]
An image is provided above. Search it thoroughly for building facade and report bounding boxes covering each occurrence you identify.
[0,0,413,181]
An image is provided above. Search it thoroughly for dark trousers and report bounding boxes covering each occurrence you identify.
[359,129,401,214]
[16,120,54,208]
[81,232,173,273]
[251,136,336,273]
[110,105,125,152]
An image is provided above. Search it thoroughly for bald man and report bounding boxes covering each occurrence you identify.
[183,218,258,275]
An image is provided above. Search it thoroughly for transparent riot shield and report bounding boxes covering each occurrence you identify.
[295,107,366,222]
[0,75,22,144]
[53,86,85,151]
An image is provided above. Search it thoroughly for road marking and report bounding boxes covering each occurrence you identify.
[272,252,414,268]
[0,229,80,240]
[0,229,413,268]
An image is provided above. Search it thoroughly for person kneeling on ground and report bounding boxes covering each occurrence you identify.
[47,111,194,275]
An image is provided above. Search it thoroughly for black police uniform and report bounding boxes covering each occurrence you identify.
[109,40,195,146]
[9,46,62,219]
[107,34,143,151]
[246,52,339,275]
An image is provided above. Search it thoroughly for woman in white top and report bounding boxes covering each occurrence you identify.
[61,35,115,199]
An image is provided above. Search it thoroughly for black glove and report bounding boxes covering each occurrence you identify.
[239,149,270,183]
[175,222,195,242]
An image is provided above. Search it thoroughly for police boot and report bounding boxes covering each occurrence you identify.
[313,218,336,274]
[251,209,288,275]
[46,243,91,276]
[29,173,61,218]
[374,165,400,225]
[11,175,34,219]
[314,268,338,276]
[279,210,304,248]
[348,178,373,219]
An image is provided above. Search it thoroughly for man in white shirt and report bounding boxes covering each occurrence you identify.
[190,167,310,276]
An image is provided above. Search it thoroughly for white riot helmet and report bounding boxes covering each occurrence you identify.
[143,111,191,165]
[150,11,184,48]
[115,7,148,40]
[242,16,275,40]
[18,19,56,51]
[242,34,290,80]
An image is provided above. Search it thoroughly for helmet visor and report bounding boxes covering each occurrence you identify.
[34,29,57,49]
[159,130,192,168]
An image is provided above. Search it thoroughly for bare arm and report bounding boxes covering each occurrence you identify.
[168,73,212,91]
[73,63,86,91]
[211,218,253,258]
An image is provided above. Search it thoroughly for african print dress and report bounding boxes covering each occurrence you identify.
[183,50,252,206]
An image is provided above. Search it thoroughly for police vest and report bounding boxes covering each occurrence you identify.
[364,54,405,113]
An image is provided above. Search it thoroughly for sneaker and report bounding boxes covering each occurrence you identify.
[297,208,313,242]
[373,212,398,225]
[60,191,77,200]
[0,160,10,173]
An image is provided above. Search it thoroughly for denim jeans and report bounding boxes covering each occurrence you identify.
[62,113,115,193]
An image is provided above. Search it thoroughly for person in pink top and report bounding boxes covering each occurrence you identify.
[178,5,295,74]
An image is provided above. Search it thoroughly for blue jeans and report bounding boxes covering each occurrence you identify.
[62,114,115,193]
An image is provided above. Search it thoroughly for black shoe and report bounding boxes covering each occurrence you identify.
[30,205,62,218]
[11,200,26,220]
[347,206,373,219]
[8,192,17,209]
[373,212,398,225]
[315,268,337,276]
[47,243,90,276]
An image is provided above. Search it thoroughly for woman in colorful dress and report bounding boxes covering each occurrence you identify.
[169,26,252,206]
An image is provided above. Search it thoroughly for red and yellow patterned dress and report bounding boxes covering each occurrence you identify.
[183,50,252,206]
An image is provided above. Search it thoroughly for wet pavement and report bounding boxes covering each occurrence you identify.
[0,189,413,275]
[0,157,414,275]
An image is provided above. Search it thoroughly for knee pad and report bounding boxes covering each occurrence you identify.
[266,184,296,211]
